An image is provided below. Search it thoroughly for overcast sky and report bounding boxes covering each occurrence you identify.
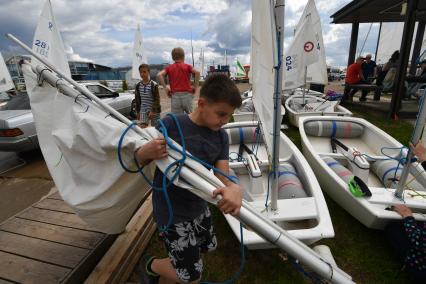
[0,0,382,69]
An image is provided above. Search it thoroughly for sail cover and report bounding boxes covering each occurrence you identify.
[131,24,148,80]
[31,0,70,78]
[0,52,14,92]
[251,0,276,154]
[283,0,327,90]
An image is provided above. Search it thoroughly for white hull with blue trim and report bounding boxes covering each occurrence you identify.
[299,116,426,229]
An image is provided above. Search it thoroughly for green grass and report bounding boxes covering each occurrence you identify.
[145,106,415,283]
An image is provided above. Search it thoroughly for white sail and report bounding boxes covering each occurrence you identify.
[0,52,14,92]
[31,0,70,78]
[251,0,276,153]
[131,24,147,80]
[283,0,327,90]
[24,2,148,233]
[376,22,426,65]
[199,48,205,78]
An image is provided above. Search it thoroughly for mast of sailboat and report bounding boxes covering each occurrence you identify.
[271,0,285,211]
[224,49,227,65]
[302,66,307,105]
[191,30,195,67]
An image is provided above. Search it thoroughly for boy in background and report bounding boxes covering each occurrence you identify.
[135,64,161,128]
[157,47,200,114]
[135,74,243,284]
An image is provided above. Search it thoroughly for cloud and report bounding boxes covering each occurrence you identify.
[0,0,382,69]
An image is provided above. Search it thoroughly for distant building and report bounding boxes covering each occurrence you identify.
[5,55,169,90]
[207,65,230,77]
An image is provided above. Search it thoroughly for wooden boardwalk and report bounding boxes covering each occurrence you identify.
[0,191,154,283]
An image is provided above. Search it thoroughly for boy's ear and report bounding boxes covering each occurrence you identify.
[197,97,206,109]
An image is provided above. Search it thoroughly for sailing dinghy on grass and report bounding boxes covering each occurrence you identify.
[299,115,426,229]
[283,0,351,126]
[224,0,334,249]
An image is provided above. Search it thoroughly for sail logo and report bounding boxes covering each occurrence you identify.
[136,52,143,61]
[0,78,6,85]
[304,42,314,52]
[48,22,53,31]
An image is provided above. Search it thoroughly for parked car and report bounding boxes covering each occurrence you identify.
[0,82,135,152]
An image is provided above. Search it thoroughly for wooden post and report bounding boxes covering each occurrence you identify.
[347,22,359,67]
[390,0,420,119]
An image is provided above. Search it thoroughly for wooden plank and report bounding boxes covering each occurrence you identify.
[17,207,93,231]
[113,219,156,284]
[0,251,71,283]
[0,278,15,284]
[85,194,154,284]
[34,198,75,214]
[62,234,117,284]
[0,231,89,268]
[0,218,104,249]
[48,191,63,200]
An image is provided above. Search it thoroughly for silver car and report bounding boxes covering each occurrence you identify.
[0,83,135,152]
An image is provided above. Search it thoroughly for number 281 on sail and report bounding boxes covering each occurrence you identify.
[34,39,50,57]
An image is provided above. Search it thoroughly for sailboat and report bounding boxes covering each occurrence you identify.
[223,0,334,249]
[283,0,351,127]
[0,52,14,92]
[126,24,147,88]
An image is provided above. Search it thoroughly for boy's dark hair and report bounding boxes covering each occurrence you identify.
[138,63,150,71]
[171,47,185,61]
[201,74,242,108]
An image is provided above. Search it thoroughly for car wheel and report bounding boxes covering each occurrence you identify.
[129,100,137,119]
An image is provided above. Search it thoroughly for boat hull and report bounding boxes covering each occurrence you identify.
[285,95,352,127]
[223,121,334,249]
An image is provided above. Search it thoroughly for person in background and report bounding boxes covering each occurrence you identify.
[362,54,377,83]
[343,56,369,102]
[134,64,161,128]
[404,59,426,100]
[135,74,243,284]
[385,141,426,283]
[157,47,200,114]
[377,50,400,89]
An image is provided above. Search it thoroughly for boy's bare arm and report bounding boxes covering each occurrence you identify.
[192,68,200,90]
[212,160,243,215]
[134,137,168,166]
[156,70,168,89]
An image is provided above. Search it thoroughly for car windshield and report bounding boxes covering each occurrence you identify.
[0,91,31,110]
[85,84,115,98]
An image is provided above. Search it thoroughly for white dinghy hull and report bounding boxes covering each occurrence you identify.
[286,95,352,127]
[224,121,334,249]
[299,116,426,229]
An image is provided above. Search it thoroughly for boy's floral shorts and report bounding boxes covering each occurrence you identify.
[162,208,217,283]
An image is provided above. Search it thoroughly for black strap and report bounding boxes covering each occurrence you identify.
[331,137,349,152]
